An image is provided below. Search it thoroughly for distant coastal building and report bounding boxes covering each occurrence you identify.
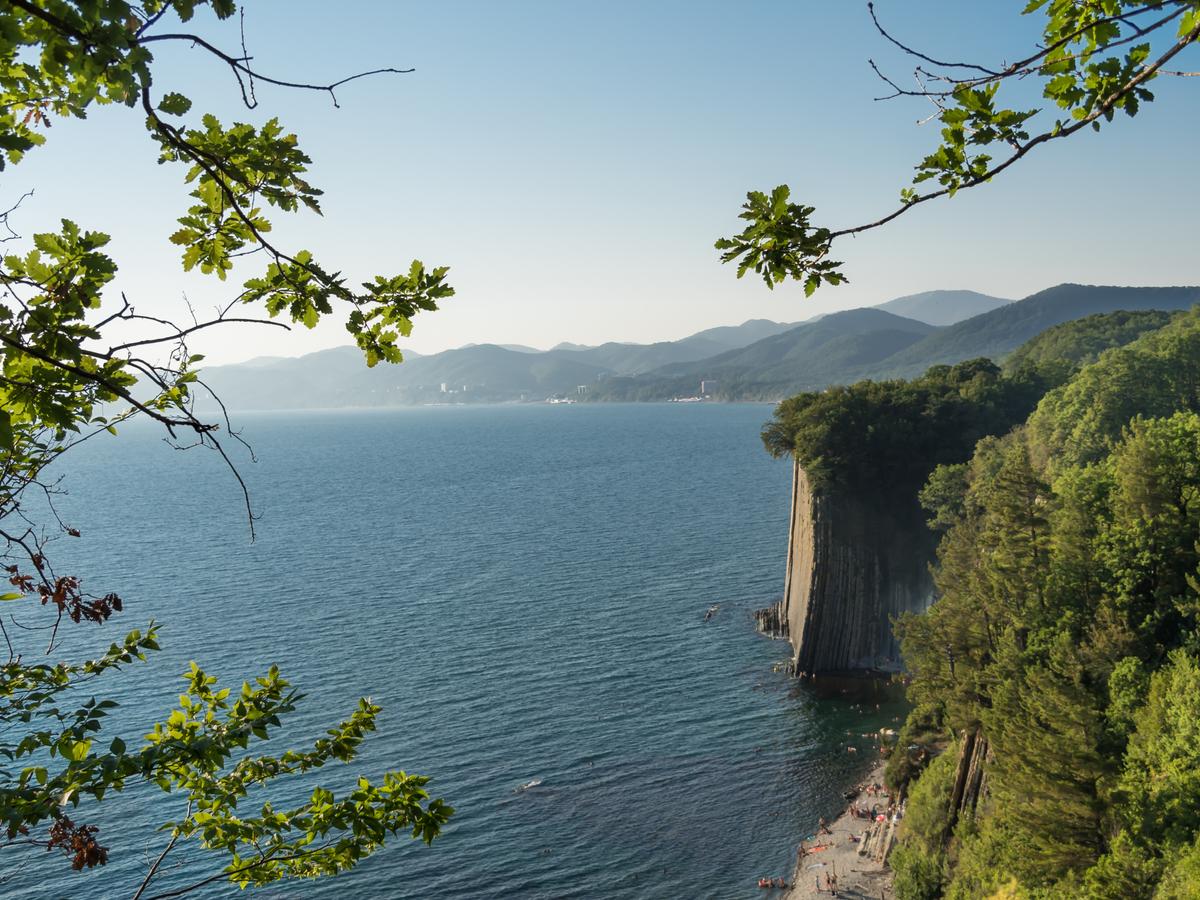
[700,380,717,396]
[440,383,448,393]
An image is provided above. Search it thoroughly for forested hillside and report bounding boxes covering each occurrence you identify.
[872,285,1200,379]
[196,285,1196,408]
[879,308,1200,898]
[197,285,1198,409]
[594,308,936,401]
[1002,309,1180,378]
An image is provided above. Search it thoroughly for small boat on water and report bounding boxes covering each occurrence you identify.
[516,778,543,792]
[704,604,720,621]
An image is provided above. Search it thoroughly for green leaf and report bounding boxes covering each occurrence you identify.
[63,739,91,762]
[158,93,193,117]
[1180,9,1200,38]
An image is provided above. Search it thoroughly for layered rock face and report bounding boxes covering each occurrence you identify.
[775,458,935,675]
[947,729,989,828]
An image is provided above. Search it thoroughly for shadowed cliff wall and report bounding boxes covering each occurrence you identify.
[779,457,935,675]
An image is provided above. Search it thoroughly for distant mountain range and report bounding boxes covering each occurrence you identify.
[874,289,1010,325]
[196,285,1199,409]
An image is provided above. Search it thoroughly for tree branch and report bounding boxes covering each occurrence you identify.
[139,843,334,900]
[136,32,413,108]
[829,17,1200,244]
[139,86,342,304]
[867,4,1188,98]
[0,0,90,44]
[869,0,1187,87]
[104,315,289,355]
[0,190,34,243]
[867,1,1000,76]
[0,332,213,435]
[132,801,191,900]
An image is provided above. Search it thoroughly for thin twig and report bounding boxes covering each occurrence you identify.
[106,316,289,354]
[132,801,191,900]
[867,1,1000,75]
[139,843,334,900]
[136,32,412,108]
[867,1,1187,97]
[0,190,34,242]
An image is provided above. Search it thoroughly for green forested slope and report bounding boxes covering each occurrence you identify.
[656,308,934,378]
[869,284,1200,379]
[755,308,1179,506]
[1002,309,1180,378]
[887,307,1200,899]
[592,308,935,400]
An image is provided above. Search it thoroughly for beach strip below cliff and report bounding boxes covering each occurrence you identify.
[782,757,897,899]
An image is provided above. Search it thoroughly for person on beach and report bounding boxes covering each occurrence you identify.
[825,871,840,897]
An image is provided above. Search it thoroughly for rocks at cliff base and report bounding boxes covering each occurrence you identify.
[754,600,789,639]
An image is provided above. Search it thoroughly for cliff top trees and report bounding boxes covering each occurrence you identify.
[716,1,1200,294]
[760,357,1049,503]
[1,2,452,894]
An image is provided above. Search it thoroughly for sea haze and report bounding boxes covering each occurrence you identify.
[19,404,900,899]
[198,284,1200,407]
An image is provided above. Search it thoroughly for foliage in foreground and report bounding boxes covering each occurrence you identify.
[1,1,452,894]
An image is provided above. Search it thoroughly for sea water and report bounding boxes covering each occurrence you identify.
[8,403,899,899]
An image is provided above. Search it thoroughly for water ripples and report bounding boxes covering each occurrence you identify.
[13,404,902,900]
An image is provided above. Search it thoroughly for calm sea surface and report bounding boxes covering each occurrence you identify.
[12,403,899,899]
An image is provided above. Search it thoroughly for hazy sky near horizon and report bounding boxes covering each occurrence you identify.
[7,1,1198,365]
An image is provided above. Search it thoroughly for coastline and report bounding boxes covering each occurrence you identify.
[781,757,896,899]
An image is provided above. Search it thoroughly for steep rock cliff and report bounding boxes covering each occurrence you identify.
[947,728,989,829]
[777,458,935,675]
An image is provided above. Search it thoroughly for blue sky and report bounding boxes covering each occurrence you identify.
[8,1,1198,364]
